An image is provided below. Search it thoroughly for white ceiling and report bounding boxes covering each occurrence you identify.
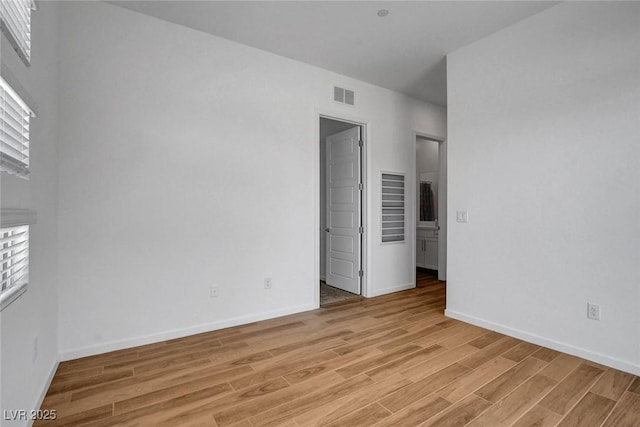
[109,1,558,106]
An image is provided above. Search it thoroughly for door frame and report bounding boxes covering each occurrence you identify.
[315,109,369,308]
[413,131,447,281]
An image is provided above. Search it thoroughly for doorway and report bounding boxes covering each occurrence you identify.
[415,134,447,282]
[319,116,365,305]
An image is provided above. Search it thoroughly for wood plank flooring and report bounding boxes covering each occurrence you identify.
[36,271,640,426]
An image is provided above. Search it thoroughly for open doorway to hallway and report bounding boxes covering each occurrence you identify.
[319,116,365,306]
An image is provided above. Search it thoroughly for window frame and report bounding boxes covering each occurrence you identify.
[0,74,35,178]
[0,208,36,312]
[0,0,36,66]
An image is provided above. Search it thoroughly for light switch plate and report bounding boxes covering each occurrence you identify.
[587,303,600,320]
[456,210,468,223]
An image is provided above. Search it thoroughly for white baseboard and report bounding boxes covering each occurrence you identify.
[28,358,60,427]
[367,282,415,298]
[60,303,317,361]
[445,309,640,376]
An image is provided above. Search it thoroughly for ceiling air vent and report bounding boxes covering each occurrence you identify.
[333,86,355,106]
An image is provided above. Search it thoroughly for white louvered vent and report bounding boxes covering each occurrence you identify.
[344,89,355,106]
[381,173,405,243]
[0,76,33,178]
[0,0,35,64]
[333,86,355,106]
[1,225,29,294]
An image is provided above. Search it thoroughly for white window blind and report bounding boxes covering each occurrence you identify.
[381,173,405,243]
[1,225,29,294]
[0,0,35,64]
[0,76,32,177]
[0,209,35,311]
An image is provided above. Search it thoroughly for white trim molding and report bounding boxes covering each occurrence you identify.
[61,303,317,361]
[368,282,415,298]
[1,208,37,227]
[31,358,59,427]
[445,309,640,376]
[0,63,38,116]
[0,281,28,312]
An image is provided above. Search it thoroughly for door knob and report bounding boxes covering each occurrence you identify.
[325,228,330,232]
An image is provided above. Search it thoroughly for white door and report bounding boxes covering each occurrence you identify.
[325,127,361,294]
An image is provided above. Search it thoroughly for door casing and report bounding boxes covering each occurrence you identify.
[414,132,447,282]
[315,109,368,307]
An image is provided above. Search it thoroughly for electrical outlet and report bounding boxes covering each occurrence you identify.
[264,278,272,290]
[210,285,219,298]
[456,210,468,223]
[587,303,600,320]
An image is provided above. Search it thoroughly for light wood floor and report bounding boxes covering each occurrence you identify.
[37,271,640,426]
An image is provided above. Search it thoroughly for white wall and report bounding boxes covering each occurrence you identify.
[416,138,439,173]
[0,2,60,425]
[57,2,446,358]
[447,2,640,374]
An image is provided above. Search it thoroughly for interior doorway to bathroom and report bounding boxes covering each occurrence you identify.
[415,134,446,282]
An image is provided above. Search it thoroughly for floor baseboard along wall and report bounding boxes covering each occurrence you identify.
[445,309,640,376]
[60,303,316,361]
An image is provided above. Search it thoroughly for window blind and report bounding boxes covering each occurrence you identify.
[0,0,35,63]
[0,76,32,177]
[381,173,405,242]
[1,225,29,294]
